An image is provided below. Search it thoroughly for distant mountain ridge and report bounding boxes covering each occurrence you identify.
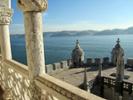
[11,27,133,37]
[45,27,133,37]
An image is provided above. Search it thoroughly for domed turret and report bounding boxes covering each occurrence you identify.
[72,40,84,67]
[111,38,124,65]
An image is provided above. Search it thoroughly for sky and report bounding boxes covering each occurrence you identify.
[10,0,133,34]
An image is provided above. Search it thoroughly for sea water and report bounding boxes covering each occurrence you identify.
[11,34,133,65]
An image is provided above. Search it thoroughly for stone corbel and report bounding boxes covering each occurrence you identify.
[0,8,13,25]
[17,0,48,12]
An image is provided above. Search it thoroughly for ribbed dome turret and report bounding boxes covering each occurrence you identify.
[72,40,84,67]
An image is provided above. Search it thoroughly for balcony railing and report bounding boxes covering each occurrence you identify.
[0,55,104,100]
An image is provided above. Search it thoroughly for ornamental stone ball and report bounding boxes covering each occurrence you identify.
[72,40,84,67]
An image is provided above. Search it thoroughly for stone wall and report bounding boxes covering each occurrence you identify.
[86,57,110,66]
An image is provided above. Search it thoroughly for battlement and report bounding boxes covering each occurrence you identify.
[45,57,133,75]
[86,57,110,66]
[46,60,69,74]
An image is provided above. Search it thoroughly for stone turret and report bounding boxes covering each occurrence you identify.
[111,38,124,66]
[72,40,84,67]
[112,38,125,99]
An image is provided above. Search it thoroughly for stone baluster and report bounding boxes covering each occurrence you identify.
[18,0,47,99]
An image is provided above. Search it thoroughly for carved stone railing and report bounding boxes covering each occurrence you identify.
[0,58,30,99]
[0,57,104,100]
[36,74,103,100]
[103,76,133,94]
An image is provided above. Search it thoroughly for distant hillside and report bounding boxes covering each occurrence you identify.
[11,27,133,37]
[45,27,133,37]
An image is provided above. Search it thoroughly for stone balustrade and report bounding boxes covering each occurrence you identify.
[103,76,133,92]
[0,56,104,100]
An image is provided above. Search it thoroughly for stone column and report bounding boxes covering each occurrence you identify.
[0,3,12,60]
[18,0,47,79]
[0,1,13,99]
[18,0,47,99]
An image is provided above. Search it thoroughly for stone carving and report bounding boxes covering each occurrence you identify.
[0,0,9,8]
[17,0,48,12]
[3,88,12,100]
[0,8,12,24]
[29,81,42,100]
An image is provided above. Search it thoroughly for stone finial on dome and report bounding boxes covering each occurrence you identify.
[115,38,121,48]
[117,38,120,44]
[72,40,84,67]
[75,40,80,48]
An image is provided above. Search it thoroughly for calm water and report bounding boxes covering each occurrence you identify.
[11,35,133,65]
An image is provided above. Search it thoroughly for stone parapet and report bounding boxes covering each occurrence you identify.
[87,58,93,65]
[86,57,112,66]
[46,60,70,74]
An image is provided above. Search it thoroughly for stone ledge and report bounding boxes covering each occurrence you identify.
[4,59,29,78]
[36,74,105,100]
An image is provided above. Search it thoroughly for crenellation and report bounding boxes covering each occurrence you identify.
[87,58,93,66]
[126,58,133,68]
[61,61,68,69]
[102,57,110,65]
[94,58,102,66]
[46,60,69,74]
[46,64,54,74]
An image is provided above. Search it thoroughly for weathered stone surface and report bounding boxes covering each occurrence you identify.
[103,57,109,64]
[46,64,54,74]
[94,58,101,66]
[53,63,61,70]
[0,8,12,24]
[61,61,68,69]
[87,58,93,65]
[127,58,133,67]
[18,0,48,12]
[0,0,10,8]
